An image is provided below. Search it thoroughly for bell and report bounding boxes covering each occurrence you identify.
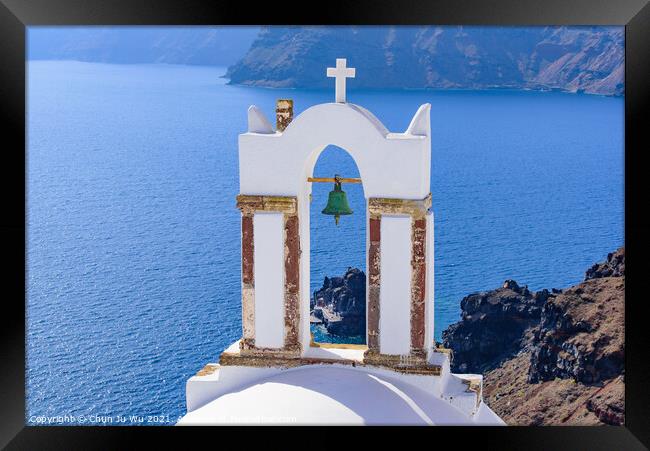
[322,175,353,226]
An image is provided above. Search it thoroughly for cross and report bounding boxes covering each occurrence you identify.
[327,58,356,103]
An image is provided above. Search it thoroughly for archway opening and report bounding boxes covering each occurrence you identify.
[309,145,366,345]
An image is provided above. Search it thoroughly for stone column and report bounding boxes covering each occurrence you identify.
[367,215,381,353]
[240,211,256,350]
[410,213,428,359]
[364,194,433,369]
[236,195,301,358]
[283,212,301,353]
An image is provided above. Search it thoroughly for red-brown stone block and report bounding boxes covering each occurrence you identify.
[241,214,254,285]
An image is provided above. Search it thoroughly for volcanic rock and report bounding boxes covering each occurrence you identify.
[441,280,549,373]
[443,247,625,425]
[312,267,366,337]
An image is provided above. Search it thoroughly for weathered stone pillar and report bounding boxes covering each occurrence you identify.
[410,213,428,359]
[235,195,301,358]
[240,211,256,350]
[364,194,434,371]
[367,215,381,353]
[283,212,301,353]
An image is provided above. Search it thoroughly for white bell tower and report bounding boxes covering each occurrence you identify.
[230,58,436,371]
[180,59,504,426]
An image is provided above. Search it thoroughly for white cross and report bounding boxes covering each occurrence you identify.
[327,58,356,103]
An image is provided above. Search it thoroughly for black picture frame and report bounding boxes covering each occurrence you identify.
[2,0,648,448]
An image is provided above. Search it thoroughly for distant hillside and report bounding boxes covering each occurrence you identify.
[28,26,624,96]
[28,27,260,67]
[226,26,624,96]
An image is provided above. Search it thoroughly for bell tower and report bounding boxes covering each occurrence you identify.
[221,58,438,373]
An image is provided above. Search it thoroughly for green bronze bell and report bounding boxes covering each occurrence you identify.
[322,175,353,226]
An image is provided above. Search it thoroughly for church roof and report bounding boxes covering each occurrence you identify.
[178,365,484,425]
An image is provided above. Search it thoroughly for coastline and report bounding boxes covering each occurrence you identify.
[442,248,625,425]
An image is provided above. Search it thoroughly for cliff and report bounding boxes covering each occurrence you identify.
[442,279,549,374]
[30,26,624,96]
[226,26,624,96]
[442,248,625,425]
[311,268,366,337]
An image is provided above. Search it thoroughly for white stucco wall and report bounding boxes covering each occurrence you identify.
[379,215,412,355]
[239,103,431,199]
[253,212,285,349]
[182,341,505,424]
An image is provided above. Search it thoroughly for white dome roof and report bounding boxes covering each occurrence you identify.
[178,365,474,425]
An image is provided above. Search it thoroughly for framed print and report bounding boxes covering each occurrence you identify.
[2,0,649,448]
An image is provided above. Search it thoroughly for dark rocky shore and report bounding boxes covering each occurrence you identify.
[311,268,366,337]
[442,248,625,425]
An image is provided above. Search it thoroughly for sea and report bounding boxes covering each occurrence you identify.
[26,61,624,425]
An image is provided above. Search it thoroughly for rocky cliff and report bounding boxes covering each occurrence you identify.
[226,26,624,96]
[311,268,366,337]
[30,26,624,96]
[441,280,549,374]
[442,248,625,425]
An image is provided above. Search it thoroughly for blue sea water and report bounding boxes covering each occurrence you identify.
[26,61,624,425]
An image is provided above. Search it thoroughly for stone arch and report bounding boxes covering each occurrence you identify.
[300,143,367,349]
